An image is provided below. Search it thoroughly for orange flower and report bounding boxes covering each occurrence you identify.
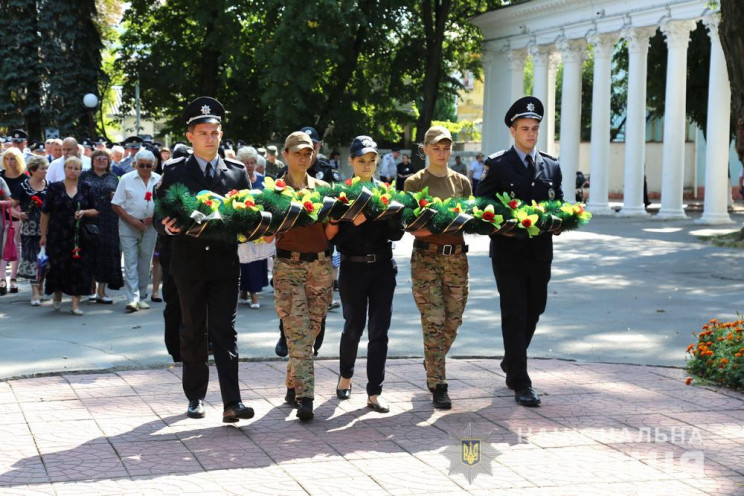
[717,337,724,342]
[685,378,692,385]
[720,358,729,365]
[686,344,694,352]
[735,353,741,358]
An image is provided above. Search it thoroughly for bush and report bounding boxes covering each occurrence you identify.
[685,318,744,390]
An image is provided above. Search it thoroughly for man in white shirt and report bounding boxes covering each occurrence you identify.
[112,149,162,312]
[468,153,485,191]
[47,137,86,182]
[379,147,400,183]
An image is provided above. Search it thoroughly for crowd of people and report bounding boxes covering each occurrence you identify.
[0,93,562,423]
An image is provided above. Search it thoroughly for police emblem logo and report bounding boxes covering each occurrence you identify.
[13,133,19,138]
[200,105,211,115]
[316,171,324,180]
[526,102,535,112]
[548,187,555,200]
[461,439,480,466]
[362,138,376,148]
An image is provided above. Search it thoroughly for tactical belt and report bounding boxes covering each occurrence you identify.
[340,252,392,264]
[413,240,468,256]
[275,249,331,262]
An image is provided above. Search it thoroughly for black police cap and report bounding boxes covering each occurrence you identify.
[183,97,225,126]
[123,136,144,148]
[504,96,544,128]
[9,129,28,142]
[94,136,108,145]
[299,126,321,143]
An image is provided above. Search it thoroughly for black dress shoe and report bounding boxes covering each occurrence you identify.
[336,378,351,400]
[514,387,541,407]
[367,396,390,413]
[275,336,288,357]
[187,399,206,418]
[432,384,452,410]
[285,388,296,405]
[296,397,314,421]
[223,402,255,423]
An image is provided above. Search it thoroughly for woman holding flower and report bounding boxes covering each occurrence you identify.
[11,156,49,305]
[40,156,98,315]
[264,131,333,421]
[80,149,123,303]
[325,136,404,413]
[0,147,27,294]
[403,125,472,410]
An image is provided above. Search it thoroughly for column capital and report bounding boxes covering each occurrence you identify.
[506,48,528,71]
[556,38,586,63]
[621,26,657,53]
[528,43,552,64]
[548,52,561,72]
[587,33,618,58]
[660,19,697,49]
[703,13,721,42]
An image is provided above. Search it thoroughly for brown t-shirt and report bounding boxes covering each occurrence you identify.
[276,174,331,253]
[404,167,472,245]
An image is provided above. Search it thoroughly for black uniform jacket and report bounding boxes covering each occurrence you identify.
[154,154,251,280]
[476,146,563,266]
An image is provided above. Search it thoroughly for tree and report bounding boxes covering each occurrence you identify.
[719,0,744,162]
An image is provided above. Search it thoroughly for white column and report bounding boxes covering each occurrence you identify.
[530,44,551,152]
[657,19,697,219]
[557,38,585,201]
[620,26,656,217]
[698,13,733,224]
[546,53,560,156]
[586,33,617,215]
[481,43,511,154]
[508,48,528,103]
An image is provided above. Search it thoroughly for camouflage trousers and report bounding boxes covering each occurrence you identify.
[273,256,333,400]
[410,248,469,390]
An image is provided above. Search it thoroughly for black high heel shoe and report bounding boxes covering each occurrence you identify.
[336,377,351,400]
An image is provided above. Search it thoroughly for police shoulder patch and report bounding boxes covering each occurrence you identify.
[162,156,186,170]
[224,157,245,169]
[538,151,557,161]
[487,150,506,161]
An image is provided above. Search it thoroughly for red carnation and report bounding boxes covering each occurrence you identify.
[577,205,584,214]
[453,207,460,213]
[521,218,532,227]
[304,201,315,212]
[482,211,495,222]
[227,189,238,197]
[419,199,428,208]
[508,200,519,209]
[144,191,153,201]
[31,195,43,207]
[245,200,255,207]
[381,196,389,205]
[205,200,213,207]
[384,182,390,188]
[339,196,349,204]
[275,179,286,188]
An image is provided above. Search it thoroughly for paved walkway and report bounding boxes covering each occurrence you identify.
[1,358,743,495]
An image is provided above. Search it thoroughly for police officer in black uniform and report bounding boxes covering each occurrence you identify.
[476,96,563,407]
[274,126,339,357]
[155,96,255,423]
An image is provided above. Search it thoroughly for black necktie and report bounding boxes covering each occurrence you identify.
[526,154,536,179]
[205,162,214,181]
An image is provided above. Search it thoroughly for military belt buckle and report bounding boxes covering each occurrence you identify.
[441,244,454,256]
[366,254,376,263]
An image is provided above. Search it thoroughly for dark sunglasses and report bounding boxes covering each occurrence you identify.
[137,163,154,168]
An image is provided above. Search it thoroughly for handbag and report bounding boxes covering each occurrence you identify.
[1,205,18,262]
[80,221,100,245]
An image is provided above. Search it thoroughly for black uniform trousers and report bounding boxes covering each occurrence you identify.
[158,236,182,362]
[492,259,551,390]
[174,273,241,407]
[338,258,396,396]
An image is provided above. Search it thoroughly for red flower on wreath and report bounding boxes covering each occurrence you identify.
[508,200,519,209]
[345,178,353,186]
[419,199,428,208]
[245,200,255,208]
[482,211,495,222]
[275,179,286,188]
[521,218,532,228]
[304,201,315,213]
[30,195,43,207]
[381,196,389,205]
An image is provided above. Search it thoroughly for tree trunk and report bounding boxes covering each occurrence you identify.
[411,0,451,171]
[720,0,744,163]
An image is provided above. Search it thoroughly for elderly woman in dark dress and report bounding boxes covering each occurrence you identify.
[80,149,122,303]
[0,147,26,294]
[11,156,48,305]
[40,157,98,315]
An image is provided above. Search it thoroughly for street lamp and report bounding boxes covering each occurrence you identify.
[83,93,98,138]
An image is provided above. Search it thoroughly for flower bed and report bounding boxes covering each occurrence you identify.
[685,318,744,390]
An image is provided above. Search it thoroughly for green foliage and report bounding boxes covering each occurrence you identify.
[431,120,481,141]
